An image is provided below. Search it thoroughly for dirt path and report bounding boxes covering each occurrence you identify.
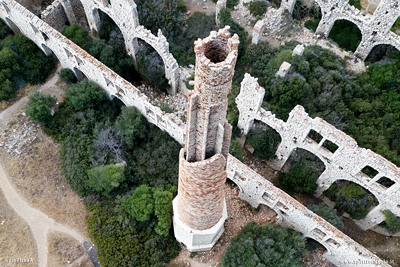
[0,65,97,267]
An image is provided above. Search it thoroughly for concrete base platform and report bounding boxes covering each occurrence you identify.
[172,197,227,252]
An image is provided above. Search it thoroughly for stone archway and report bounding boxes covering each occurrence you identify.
[5,17,21,34]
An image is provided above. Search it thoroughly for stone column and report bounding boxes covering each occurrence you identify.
[252,20,265,45]
[173,26,239,252]
[60,0,77,26]
[215,0,226,26]
[355,205,386,230]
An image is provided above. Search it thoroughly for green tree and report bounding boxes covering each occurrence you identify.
[65,80,107,111]
[154,189,173,236]
[246,127,281,161]
[114,106,149,151]
[61,24,92,48]
[124,185,155,222]
[25,91,56,126]
[381,209,400,234]
[58,68,77,84]
[278,162,318,194]
[222,222,305,267]
[229,139,244,162]
[88,163,126,197]
[308,203,344,229]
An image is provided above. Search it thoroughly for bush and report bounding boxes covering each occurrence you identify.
[246,127,281,161]
[124,185,154,222]
[25,91,56,126]
[0,19,12,39]
[381,209,400,234]
[229,139,244,162]
[88,195,180,267]
[58,68,77,84]
[324,181,377,220]
[222,222,305,266]
[278,162,318,195]
[328,20,362,52]
[248,1,267,16]
[178,0,187,12]
[65,80,108,111]
[61,24,92,48]
[88,163,126,197]
[304,19,320,32]
[308,203,344,229]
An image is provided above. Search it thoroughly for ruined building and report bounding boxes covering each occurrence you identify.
[172,26,239,251]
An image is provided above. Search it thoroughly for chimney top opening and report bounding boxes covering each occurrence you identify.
[204,38,228,63]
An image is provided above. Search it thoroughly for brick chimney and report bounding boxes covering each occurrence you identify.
[172,26,239,251]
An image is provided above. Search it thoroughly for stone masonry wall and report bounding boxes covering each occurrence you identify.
[312,0,400,59]
[41,0,68,32]
[77,0,180,94]
[1,0,392,265]
[237,73,400,231]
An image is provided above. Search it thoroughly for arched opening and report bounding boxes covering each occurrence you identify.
[359,0,380,16]
[73,67,88,81]
[301,237,330,265]
[323,180,379,220]
[365,44,400,63]
[328,20,362,52]
[5,17,21,34]
[136,39,169,93]
[245,121,282,162]
[278,147,326,195]
[41,43,53,56]
[97,9,119,42]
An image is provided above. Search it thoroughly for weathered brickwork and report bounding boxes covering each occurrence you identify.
[237,73,400,232]
[2,0,393,264]
[174,27,238,251]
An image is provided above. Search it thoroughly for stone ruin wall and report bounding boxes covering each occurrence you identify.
[0,0,393,265]
[41,0,69,32]
[0,0,186,144]
[40,0,180,94]
[250,0,400,60]
[237,73,400,231]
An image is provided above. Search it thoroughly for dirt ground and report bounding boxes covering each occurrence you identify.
[0,189,38,267]
[0,64,95,267]
[47,231,94,267]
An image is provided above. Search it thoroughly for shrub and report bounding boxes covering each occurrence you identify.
[58,68,77,84]
[178,0,187,12]
[229,139,244,162]
[278,162,318,195]
[304,19,320,32]
[65,80,108,111]
[87,195,180,267]
[308,203,344,229]
[61,24,92,48]
[246,127,281,161]
[25,91,56,126]
[248,1,268,16]
[381,209,400,234]
[324,181,377,220]
[222,222,305,266]
[124,185,154,222]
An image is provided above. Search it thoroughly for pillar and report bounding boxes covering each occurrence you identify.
[172,26,239,251]
[252,20,265,45]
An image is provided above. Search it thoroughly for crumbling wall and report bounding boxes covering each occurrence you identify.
[237,73,400,231]
[312,0,400,60]
[41,0,69,32]
[0,0,185,145]
[226,154,391,267]
[76,0,180,94]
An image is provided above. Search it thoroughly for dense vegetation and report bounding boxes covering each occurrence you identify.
[222,222,306,266]
[26,80,181,265]
[380,209,400,234]
[328,20,362,52]
[308,203,344,229]
[248,1,268,17]
[0,20,54,101]
[324,181,378,220]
